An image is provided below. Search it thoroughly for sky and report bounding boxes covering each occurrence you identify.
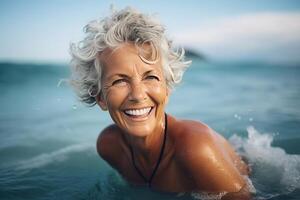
[0,0,300,63]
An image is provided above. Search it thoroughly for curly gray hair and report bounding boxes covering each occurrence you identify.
[69,7,191,106]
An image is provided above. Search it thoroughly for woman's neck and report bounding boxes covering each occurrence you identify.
[125,116,166,166]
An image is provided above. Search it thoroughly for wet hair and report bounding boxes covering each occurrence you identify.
[69,7,191,106]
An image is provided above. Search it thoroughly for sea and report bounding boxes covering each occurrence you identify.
[0,58,299,200]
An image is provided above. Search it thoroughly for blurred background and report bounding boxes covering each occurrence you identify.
[0,0,300,200]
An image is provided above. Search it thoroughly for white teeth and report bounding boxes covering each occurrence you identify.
[124,107,151,116]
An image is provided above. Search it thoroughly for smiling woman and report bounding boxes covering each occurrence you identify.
[69,7,252,200]
[97,43,169,139]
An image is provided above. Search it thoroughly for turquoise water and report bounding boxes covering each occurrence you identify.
[0,60,300,200]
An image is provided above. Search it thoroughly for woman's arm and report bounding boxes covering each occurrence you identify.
[177,125,251,199]
[215,132,251,175]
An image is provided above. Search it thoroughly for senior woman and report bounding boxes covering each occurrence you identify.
[70,7,251,199]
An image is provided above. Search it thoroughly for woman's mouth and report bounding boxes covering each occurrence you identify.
[123,107,153,118]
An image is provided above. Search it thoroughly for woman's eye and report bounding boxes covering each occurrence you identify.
[146,75,160,81]
[112,79,127,86]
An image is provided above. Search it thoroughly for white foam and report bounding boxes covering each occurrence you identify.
[15,143,93,171]
[191,191,227,200]
[229,126,300,196]
[243,175,257,194]
[190,176,256,200]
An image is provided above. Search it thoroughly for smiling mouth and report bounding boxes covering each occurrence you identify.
[123,107,153,118]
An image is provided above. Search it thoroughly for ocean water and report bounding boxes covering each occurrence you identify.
[0,60,299,200]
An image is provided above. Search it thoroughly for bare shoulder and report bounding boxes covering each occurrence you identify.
[168,117,217,163]
[96,124,123,162]
[171,118,245,193]
[172,119,216,154]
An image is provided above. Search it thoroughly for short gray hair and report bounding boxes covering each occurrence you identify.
[69,7,191,106]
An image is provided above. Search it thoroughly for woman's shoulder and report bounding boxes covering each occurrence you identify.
[168,116,220,162]
[169,116,245,193]
[172,119,222,164]
[169,116,216,150]
[96,124,123,162]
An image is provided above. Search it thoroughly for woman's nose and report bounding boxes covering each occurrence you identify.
[128,82,147,102]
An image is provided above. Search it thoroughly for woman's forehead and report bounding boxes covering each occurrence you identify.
[99,43,163,77]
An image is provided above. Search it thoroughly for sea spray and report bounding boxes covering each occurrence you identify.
[229,126,300,199]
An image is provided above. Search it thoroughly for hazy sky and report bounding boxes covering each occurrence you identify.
[0,0,300,63]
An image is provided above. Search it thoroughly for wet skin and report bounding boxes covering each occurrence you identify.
[96,43,251,199]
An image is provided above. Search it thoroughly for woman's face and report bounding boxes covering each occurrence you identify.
[97,43,169,137]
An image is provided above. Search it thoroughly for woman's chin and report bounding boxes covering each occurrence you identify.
[124,126,154,138]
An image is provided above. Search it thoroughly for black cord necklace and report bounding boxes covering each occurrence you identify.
[129,113,168,188]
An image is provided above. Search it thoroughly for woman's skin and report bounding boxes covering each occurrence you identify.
[96,43,251,199]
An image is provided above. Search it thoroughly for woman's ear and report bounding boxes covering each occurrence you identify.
[165,88,170,105]
[96,91,108,111]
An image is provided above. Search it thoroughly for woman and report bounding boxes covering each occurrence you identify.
[70,7,251,199]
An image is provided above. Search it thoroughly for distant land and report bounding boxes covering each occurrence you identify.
[184,48,207,61]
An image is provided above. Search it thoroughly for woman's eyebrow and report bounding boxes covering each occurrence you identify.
[106,73,130,80]
[106,70,157,80]
[143,70,156,76]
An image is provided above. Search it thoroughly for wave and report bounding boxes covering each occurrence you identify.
[15,143,93,171]
[229,126,300,199]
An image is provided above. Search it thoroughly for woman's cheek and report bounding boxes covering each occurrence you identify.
[105,87,126,108]
[146,82,168,103]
